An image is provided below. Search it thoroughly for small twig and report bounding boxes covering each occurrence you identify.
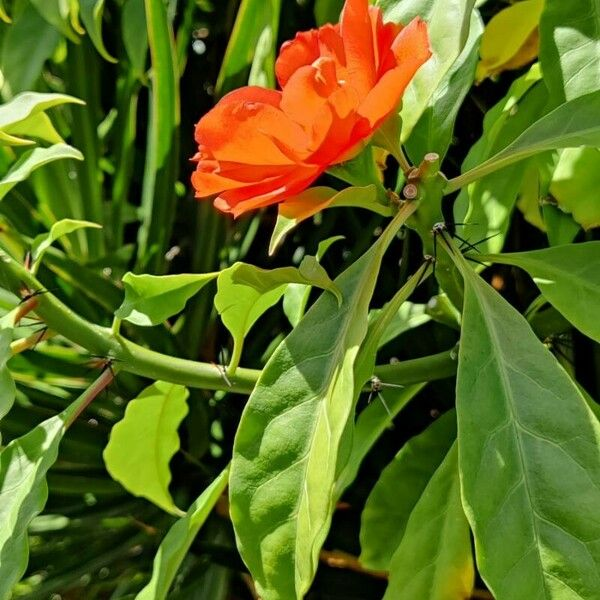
[241,573,260,600]
[10,328,56,355]
[319,549,388,581]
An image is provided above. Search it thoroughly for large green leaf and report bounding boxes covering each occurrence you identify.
[0,144,83,202]
[451,244,600,599]
[360,410,456,570]
[103,381,189,515]
[136,467,229,600]
[0,92,83,146]
[215,0,281,95]
[446,88,600,193]
[215,259,341,373]
[229,203,417,600]
[479,242,600,342]
[114,272,218,326]
[540,0,600,103]
[377,0,477,142]
[383,444,474,600]
[406,10,483,163]
[0,375,109,599]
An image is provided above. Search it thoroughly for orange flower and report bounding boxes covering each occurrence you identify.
[192,0,430,217]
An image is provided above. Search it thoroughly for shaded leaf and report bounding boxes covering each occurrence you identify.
[479,242,600,342]
[314,0,344,25]
[0,329,15,423]
[383,444,474,600]
[103,381,189,515]
[80,0,117,63]
[451,244,600,599]
[30,0,80,42]
[360,411,457,570]
[122,0,148,78]
[136,467,229,600]
[229,204,417,600]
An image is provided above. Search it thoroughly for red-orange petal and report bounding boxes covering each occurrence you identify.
[357,17,431,127]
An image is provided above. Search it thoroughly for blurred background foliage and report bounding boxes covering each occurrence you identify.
[0,0,597,598]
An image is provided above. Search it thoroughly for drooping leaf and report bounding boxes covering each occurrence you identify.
[80,0,117,63]
[136,467,229,600]
[383,444,474,600]
[103,381,189,515]
[446,88,600,193]
[0,92,84,146]
[215,259,341,373]
[229,204,417,600]
[0,377,108,599]
[450,243,600,599]
[31,219,102,268]
[478,242,600,342]
[29,0,80,42]
[215,0,281,95]
[549,147,600,230]
[540,0,600,103]
[406,10,483,163]
[0,1,10,23]
[360,410,457,570]
[377,0,478,142]
[476,0,543,81]
[114,272,218,326]
[0,144,84,202]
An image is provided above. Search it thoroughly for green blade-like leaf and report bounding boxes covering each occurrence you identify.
[114,272,218,326]
[377,0,477,143]
[215,0,281,95]
[382,443,474,600]
[122,0,148,78]
[79,0,117,63]
[451,244,600,599]
[31,218,102,266]
[0,144,84,202]
[136,466,229,600]
[0,92,83,146]
[0,329,15,423]
[540,0,600,103]
[103,381,189,515]
[446,89,600,193]
[0,375,108,599]
[360,411,457,570]
[215,259,341,373]
[229,204,417,600]
[479,242,600,342]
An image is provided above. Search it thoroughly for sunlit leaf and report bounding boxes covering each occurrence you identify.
[360,411,457,570]
[136,467,229,600]
[103,381,189,515]
[229,204,417,600]
[383,444,474,600]
[115,272,218,326]
[479,242,600,342]
[451,245,600,599]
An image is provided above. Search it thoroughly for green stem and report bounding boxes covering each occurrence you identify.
[0,250,457,394]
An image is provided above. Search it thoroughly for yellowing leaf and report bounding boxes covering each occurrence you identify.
[476,0,544,81]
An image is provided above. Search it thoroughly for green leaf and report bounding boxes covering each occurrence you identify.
[383,443,474,600]
[0,92,84,146]
[446,88,600,193]
[0,5,61,97]
[114,272,218,326]
[136,467,229,600]
[543,203,581,247]
[122,0,148,78]
[229,204,417,600]
[215,0,281,95]
[451,244,600,599]
[0,1,10,23]
[406,10,483,163]
[0,378,106,599]
[80,0,117,63]
[0,329,15,423]
[31,218,102,267]
[314,0,343,25]
[549,147,600,230]
[30,0,80,42]
[369,301,430,348]
[360,411,457,570]
[452,66,549,252]
[478,243,600,343]
[377,0,478,143]
[283,236,345,328]
[540,0,600,103]
[0,144,84,202]
[103,381,189,515]
[215,259,341,373]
